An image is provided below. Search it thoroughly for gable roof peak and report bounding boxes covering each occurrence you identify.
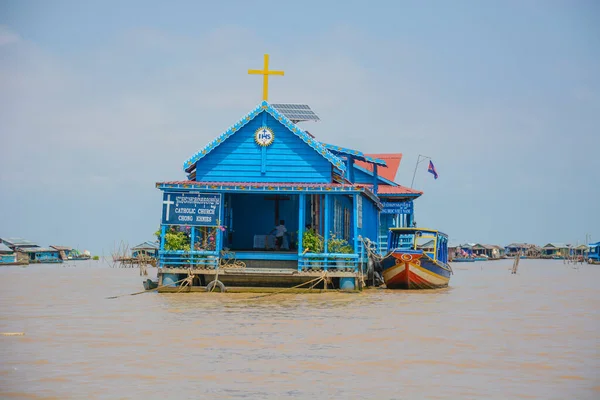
[183,101,346,173]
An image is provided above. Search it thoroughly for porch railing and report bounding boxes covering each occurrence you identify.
[159,250,219,269]
[298,253,359,272]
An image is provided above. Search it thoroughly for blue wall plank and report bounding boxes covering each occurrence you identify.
[360,195,379,244]
[194,112,332,183]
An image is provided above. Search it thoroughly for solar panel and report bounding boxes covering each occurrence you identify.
[271,103,320,122]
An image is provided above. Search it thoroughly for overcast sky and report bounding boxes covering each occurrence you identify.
[1,0,599,254]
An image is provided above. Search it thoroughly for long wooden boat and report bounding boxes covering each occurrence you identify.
[452,257,474,263]
[381,228,452,289]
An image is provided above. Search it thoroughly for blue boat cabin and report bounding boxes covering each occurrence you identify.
[156,101,421,272]
[387,228,449,264]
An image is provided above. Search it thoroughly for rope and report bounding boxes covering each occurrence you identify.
[244,272,328,300]
[106,276,189,299]
[210,267,220,293]
[177,269,195,293]
[360,237,396,262]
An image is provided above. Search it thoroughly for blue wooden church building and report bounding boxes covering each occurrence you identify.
[155,55,421,292]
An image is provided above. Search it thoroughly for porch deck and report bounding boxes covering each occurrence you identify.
[157,267,360,292]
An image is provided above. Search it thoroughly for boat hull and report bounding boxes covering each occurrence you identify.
[382,252,451,289]
[143,279,159,290]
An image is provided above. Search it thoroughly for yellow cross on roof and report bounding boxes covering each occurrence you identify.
[248,54,284,101]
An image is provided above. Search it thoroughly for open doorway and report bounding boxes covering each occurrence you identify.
[224,193,299,252]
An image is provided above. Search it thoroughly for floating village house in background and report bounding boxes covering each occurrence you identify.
[0,238,89,264]
[0,243,16,264]
[541,243,570,259]
[131,241,159,259]
[154,54,421,291]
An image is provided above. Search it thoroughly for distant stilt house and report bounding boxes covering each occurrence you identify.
[417,239,435,252]
[571,244,588,257]
[50,246,74,261]
[132,241,159,259]
[448,242,461,260]
[505,243,528,257]
[541,243,570,259]
[588,242,600,264]
[489,245,505,259]
[19,248,63,263]
[472,244,491,258]
[0,237,39,251]
[0,238,40,263]
[470,244,504,259]
[0,243,16,264]
[460,243,474,257]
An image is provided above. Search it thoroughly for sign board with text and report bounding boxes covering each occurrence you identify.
[161,192,222,226]
[381,201,413,215]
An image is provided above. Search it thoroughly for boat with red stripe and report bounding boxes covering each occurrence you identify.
[381,228,452,289]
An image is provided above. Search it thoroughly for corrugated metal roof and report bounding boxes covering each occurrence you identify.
[1,237,39,247]
[0,243,14,253]
[323,144,387,166]
[505,243,528,248]
[542,243,570,249]
[132,241,159,250]
[355,153,403,182]
[50,245,73,251]
[18,247,59,253]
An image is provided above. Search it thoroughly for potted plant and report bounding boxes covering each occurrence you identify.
[302,229,324,269]
[303,228,324,254]
[327,234,354,268]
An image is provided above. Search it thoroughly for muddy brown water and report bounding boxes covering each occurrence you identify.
[1,259,598,399]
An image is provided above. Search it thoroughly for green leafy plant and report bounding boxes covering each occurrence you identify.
[302,229,324,253]
[155,227,190,251]
[327,233,353,254]
[92,255,99,260]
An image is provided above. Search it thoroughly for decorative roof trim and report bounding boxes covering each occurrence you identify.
[324,144,387,166]
[156,181,381,207]
[183,101,346,173]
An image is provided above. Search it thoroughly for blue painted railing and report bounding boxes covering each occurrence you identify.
[298,253,359,272]
[159,250,219,269]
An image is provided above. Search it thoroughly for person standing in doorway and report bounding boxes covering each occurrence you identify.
[274,220,287,251]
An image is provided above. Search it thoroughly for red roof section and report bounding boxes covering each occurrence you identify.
[358,184,422,195]
[355,153,403,182]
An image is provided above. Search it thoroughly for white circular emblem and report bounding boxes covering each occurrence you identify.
[254,127,274,147]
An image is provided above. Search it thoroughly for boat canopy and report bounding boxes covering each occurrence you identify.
[387,228,449,264]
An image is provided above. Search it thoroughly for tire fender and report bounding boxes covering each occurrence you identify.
[206,280,226,292]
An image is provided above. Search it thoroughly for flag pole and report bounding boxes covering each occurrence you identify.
[410,154,431,188]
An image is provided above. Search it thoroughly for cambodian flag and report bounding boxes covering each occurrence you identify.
[428,160,438,179]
